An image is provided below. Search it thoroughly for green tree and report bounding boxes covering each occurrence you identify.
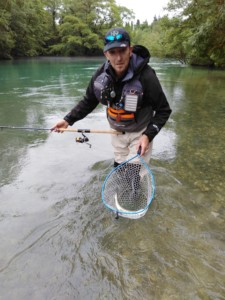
[131,18,166,59]
[0,1,14,59]
[50,0,134,56]
[49,15,102,55]
[0,0,53,58]
[0,0,135,59]
[10,0,51,57]
[158,16,192,63]
[44,0,63,34]
[166,0,225,67]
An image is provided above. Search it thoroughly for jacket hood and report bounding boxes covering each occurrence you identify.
[121,45,150,81]
[131,45,151,74]
[132,45,151,61]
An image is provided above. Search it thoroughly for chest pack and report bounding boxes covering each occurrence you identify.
[93,71,143,124]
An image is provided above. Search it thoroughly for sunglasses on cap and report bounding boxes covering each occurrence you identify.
[105,33,128,44]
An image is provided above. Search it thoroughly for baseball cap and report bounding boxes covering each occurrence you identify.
[103,28,130,52]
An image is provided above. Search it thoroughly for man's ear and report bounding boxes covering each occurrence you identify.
[104,51,109,60]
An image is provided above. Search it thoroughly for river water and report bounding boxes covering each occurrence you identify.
[0,57,224,300]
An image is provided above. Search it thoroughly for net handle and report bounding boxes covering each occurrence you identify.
[137,146,142,155]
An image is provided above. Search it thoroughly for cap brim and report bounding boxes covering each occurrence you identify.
[104,41,129,52]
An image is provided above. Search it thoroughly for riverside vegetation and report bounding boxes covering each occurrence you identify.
[0,0,224,67]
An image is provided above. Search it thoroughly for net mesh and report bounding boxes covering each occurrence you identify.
[102,158,155,218]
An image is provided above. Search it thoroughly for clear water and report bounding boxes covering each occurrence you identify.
[0,57,224,299]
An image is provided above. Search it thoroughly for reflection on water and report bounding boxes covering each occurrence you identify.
[0,57,225,299]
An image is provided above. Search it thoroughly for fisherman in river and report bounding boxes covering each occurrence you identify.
[52,27,172,167]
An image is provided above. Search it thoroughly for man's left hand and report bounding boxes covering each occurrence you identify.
[137,134,150,156]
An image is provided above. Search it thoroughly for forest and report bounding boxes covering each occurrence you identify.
[0,0,224,67]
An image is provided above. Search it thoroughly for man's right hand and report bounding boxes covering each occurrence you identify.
[51,119,69,132]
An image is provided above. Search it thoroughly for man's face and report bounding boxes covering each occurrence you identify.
[104,47,133,78]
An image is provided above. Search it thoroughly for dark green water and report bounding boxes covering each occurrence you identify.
[0,57,224,300]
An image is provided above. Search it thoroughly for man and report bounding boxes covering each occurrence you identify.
[52,28,172,167]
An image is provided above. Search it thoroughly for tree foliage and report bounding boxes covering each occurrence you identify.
[132,0,225,67]
[0,0,52,58]
[0,0,224,67]
[0,0,134,58]
[49,0,126,56]
[0,6,14,59]
[164,0,225,66]
[49,15,102,55]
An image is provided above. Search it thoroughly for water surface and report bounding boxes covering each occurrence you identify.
[0,57,224,299]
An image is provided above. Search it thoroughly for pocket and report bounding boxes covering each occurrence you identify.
[107,107,135,123]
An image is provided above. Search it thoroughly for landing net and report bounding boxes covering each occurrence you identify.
[102,154,155,219]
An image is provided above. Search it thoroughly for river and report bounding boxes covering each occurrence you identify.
[0,57,224,299]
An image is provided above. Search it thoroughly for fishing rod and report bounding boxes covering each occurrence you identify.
[0,126,124,135]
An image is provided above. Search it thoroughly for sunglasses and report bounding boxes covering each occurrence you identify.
[105,33,128,44]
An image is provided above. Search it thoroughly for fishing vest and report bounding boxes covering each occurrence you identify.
[93,71,143,125]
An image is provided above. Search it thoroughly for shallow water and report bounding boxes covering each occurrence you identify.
[0,57,224,299]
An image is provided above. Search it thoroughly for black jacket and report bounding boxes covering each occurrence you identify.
[64,45,172,142]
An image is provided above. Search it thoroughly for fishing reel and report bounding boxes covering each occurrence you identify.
[75,133,91,148]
